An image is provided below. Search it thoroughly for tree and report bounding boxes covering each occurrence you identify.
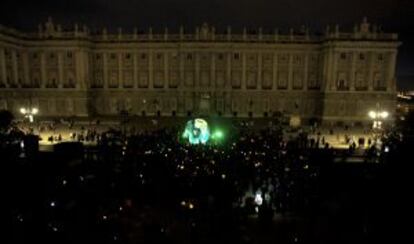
[0,110,14,133]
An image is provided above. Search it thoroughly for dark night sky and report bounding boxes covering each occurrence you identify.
[1,0,413,89]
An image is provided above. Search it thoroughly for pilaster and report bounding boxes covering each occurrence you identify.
[0,48,7,87]
[118,53,123,88]
[226,52,231,89]
[367,51,375,91]
[164,52,169,89]
[349,52,356,91]
[58,52,64,88]
[272,52,278,90]
[12,50,19,87]
[303,53,308,91]
[103,53,108,88]
[287,53,293,90]
[133,52,138,88]
[242,52,246,90]
[148,51,153,89]
[195,52,200,89]
[23,52,30,88]
[40,52,46,88]
[331,50,337,91]
[258,52,262,89]
[211,53,215,89]
[387,51,397,92]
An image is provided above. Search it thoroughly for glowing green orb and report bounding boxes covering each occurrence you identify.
[183,118,210,144]
[211,130,224,140]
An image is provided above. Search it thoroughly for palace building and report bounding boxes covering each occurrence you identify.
[0,18,400,124]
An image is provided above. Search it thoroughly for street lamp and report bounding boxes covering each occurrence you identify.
[20,107,39,123]
[367,107,389,163]
[368,109,389,129]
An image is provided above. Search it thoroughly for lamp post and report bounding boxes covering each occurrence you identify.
[20,107,39,123]
[368,110,389,130]
[367,107,389,163]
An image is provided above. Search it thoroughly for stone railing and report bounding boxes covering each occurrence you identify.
[326,32,398,41]
[0,24,399,43]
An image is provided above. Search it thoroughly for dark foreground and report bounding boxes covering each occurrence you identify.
[4,125,413,244]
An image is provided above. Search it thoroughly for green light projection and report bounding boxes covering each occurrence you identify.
[183,118,210,144]
[211,130,224,140]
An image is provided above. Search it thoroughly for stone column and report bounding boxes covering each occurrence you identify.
[349,51,356,91]
[148,51,153,89]
[133,52,138,88]
[12,50,19,87]
[40,52,46,88]
[387,51,397,92]
[272,52,278,90]
[303,52,308,90]
[0,48,7,87]
[118,53,123,88]
[258,52,262,89]
[103,53,108,88]
[58,52,64,88]
[242,52,246,90]
[367,52,375,91]
[288,53,293,90]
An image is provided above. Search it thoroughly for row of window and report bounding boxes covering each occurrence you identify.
[6,80,388,91]
[340,53,384,61]
[89,82,319,90]
[4,50,387,63]
[30,52,73,59]
[129,110,287,118]
[336,79,387,90]
[4,51,74,60]
[27,51,380,62]
[95,53,320,62]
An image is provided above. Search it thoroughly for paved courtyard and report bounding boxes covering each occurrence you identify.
[16,117,380,150]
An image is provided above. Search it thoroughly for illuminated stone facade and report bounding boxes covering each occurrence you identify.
[0,18,400,123]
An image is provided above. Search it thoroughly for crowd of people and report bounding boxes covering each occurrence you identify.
[3,113,408,244]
